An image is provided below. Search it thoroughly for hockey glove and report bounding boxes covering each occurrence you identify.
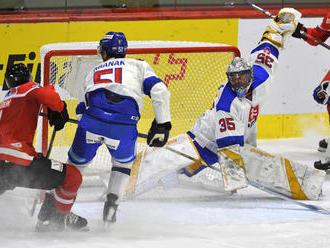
[313,81,330,105]
[76,102,86,121]
[292,22,307,39]
[147,119,172,147]
[48,101,69,131]
[292,23,329,46]
[262,8,302,47]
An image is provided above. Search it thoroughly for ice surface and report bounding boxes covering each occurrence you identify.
[1,136,330,248]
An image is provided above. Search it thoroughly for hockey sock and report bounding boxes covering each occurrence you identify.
[107,160,133,202]
[54,164,82,214]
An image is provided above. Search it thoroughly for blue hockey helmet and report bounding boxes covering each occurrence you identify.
[226,57,254,98]
[98,32,128,59]
[5,63,32,88]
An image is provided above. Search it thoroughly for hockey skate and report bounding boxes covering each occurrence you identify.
[35,193,88,232]
[103,193,118,227]
[318,138,328,152]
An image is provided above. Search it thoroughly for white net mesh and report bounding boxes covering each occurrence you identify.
[38,41,240,200]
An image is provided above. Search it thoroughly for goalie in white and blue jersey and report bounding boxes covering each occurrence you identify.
[67,32,171,226]
[133,8,326,201]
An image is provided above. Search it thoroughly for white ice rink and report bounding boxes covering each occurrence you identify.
[1,134,330,248]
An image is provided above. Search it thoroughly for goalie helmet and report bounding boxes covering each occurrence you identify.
[98,31,128,60]
[226,57,254,98]
[5,63,32,89]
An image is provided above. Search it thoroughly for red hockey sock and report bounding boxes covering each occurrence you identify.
[54,164,82,214]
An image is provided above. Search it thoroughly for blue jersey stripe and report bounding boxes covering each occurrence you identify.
[250,65,269,90]
[187,131,219,166]
[216,83,236,113]
[216,135,244,148]
[143,76,163,96]
[112,166,131,175]
[250,42,279,58]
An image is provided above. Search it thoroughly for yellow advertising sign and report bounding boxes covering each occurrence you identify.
[0,19,238,88]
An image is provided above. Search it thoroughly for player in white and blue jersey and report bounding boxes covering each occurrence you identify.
[68,32,171,225]
[133,8,325,201]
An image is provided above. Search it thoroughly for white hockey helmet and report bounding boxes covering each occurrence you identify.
[226,57,254,98]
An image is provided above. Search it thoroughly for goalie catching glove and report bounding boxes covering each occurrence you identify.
[47,101,69,131]
[261,8,302,48]
[147,119,172,147]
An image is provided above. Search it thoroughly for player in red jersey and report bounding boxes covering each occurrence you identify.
[293,11,330,155]
[312,70,330,163]
[0,63,87,232]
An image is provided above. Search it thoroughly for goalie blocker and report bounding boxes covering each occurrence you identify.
[128,134,325,200]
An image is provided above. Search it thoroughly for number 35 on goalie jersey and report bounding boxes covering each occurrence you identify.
[212,83,256,149]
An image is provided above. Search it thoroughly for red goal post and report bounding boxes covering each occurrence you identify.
[39,41,240,162]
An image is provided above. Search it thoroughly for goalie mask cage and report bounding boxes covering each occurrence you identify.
[38,41,240,200]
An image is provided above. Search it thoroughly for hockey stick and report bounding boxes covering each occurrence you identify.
[242,0,330,50]
[243,0,274,18]
[39,112,79,124]
[39,112,148,139]
[29,127,57,217]
[46,128,57,158]
[314,160,330,171]
[30,112,58,216]
[298,32,330,50]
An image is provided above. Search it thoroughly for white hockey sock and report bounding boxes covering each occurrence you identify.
[66,158,92,173]
[107,160,133,202]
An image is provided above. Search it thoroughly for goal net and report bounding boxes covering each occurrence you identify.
[38,41,240,201]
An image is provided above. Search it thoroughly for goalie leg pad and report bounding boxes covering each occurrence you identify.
[239,145,325,200]
[301,167,326,200]
[128,134,203,196]
[136,134,200,185]
[218,148,248,192]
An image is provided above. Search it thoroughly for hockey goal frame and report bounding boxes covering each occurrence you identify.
[40,45,240,156]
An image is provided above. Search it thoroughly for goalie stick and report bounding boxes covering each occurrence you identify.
[145,138,330,215]
[241,0,330,50]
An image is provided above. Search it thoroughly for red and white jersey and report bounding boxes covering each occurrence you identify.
[305,11,330,46]
[0,82,64,166]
